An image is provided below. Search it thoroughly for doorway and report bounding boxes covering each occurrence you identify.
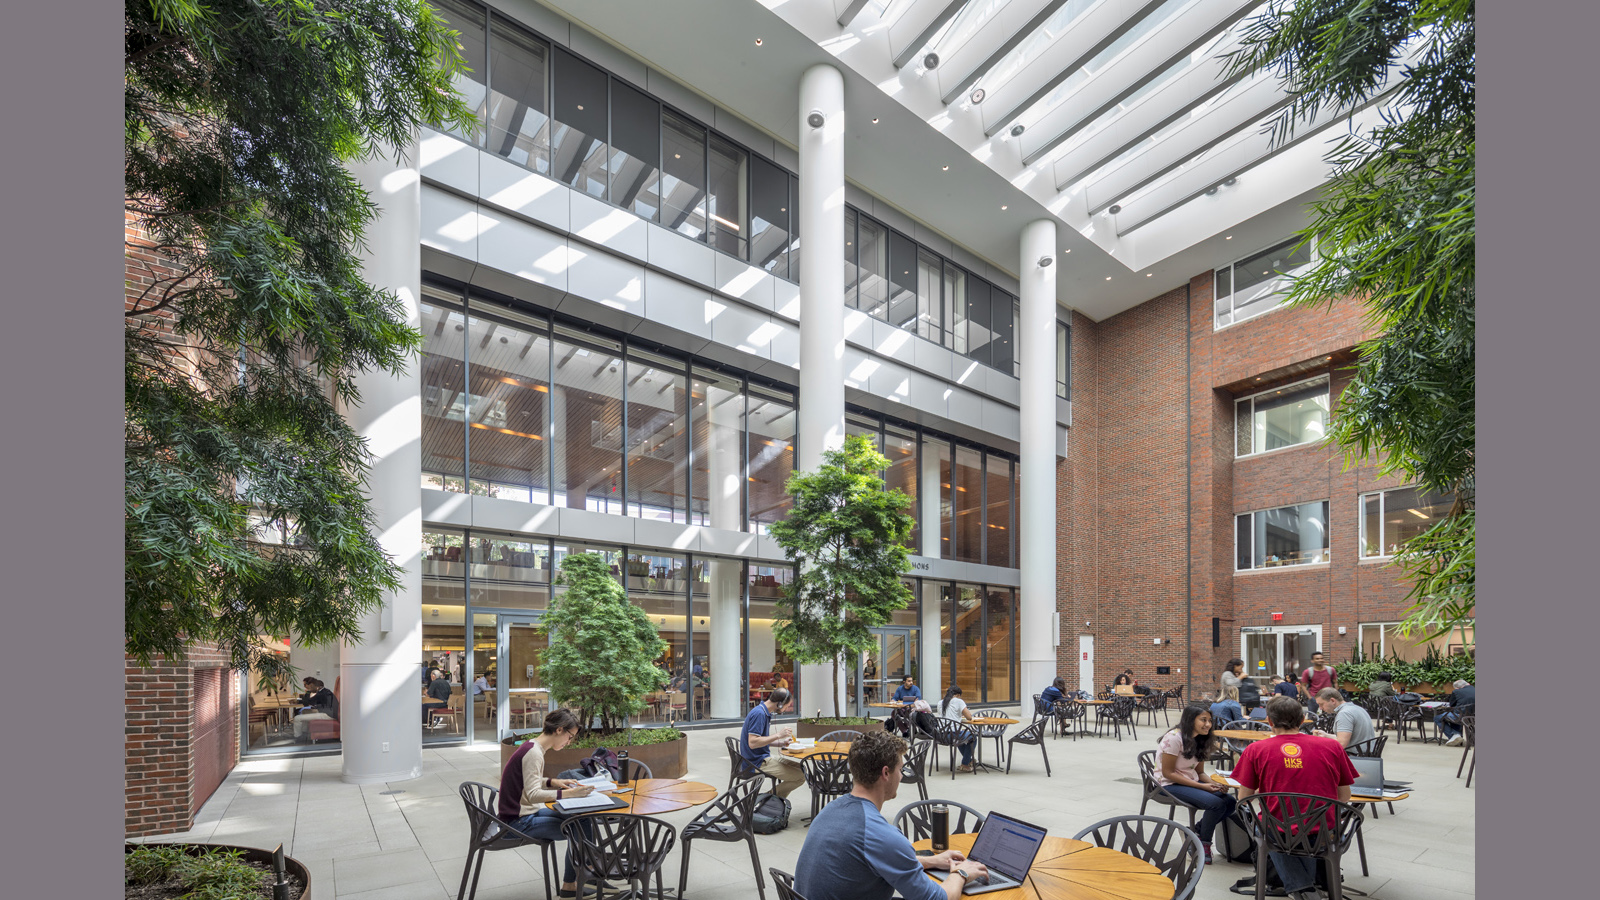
[1078,635,1095,695]
[493,614,552,741]
[850,627,919,716]
[1240,625,1322,689]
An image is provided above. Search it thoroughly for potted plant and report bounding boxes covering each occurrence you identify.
[498,552,687,776]
[126,843,309,900]
[769,435,916,736]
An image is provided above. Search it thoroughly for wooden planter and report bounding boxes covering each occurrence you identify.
[125,843,310,900]
[499,731,688,779]
[795,718,885,741]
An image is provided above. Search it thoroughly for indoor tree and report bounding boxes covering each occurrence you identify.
[770,435,916,717]
[124,0,474,678]
[1227,0,1474,646]
[538,552,668,734]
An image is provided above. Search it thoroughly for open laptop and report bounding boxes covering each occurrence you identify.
[928,812,1047,895]
[1113,684,1136,696]
[1349,757,1408,798]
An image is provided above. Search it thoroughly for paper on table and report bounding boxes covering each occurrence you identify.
[577,774,619,792]
[789,738,816,749]
[556,794,619,812]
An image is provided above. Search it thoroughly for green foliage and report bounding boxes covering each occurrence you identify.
[1228,0,1475,641]
[125,845,268,899]
[539,553,668,734]
[125,0,474,675]
[769,435,916,712]
[1335,650,1473,691]
[568,726,683,750]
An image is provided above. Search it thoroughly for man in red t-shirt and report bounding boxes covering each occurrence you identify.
[1234,695,1358,900]
[1298,652,1337,702]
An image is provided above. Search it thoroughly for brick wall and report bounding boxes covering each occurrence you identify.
[1056,272,1421,698]
[125,645,239,838]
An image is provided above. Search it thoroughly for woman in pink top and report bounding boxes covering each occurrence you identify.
[1153,705,1237,863]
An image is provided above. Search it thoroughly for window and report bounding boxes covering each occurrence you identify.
[883,425,919,552]
[1055,320,1069,400]
[690,368,745,530]
[464,303,551,503]
[952,446,984,564]
[887,231,919,331]
[421,294,468,493]
[915,249,942,342]
[1235,501,1330,570]
[965,279,993,368]
[1235,375,1329,456]
[1359,621,1475,661]
[750,157,791,279]
[857,215,889,318]
[551,328,625,514]
[983,454,1011,567]
[486,14,550,171]
[944,263,967,353]
[661,112,708,239]
[608,80,661,219]
[549,48,608,198]
[436,0,487,146]
[1361,486,1454,558]
[746,383,796,533]
[624,350,688,522]
[1214,237,1315,329]
[707,135,748,259]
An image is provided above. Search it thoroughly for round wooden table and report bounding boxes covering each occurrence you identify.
[1208,772,1409,808]
[869,701,912,708]
[911,833,1171,900]
[546,778,718,816]
[1212,728,1274,743]
[967,717,1019,772]
[781,741,852,761]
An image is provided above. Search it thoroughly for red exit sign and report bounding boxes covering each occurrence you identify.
[1271,612,1283,621]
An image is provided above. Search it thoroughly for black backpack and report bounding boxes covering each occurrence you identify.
[1217,809,1257,865]
[1238,678,1262,709]
[578,748,623,781]
[750,792,791,834]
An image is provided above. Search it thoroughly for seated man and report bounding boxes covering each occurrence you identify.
[892,676,922,704]
[794,730,988,900]
[291,677,338,740]
[1313,687,1375,750]
[1435,679,1475,746]
[1234,696,1359,900]
[422,667,451,724]
[1269,674,1300,699]
[739,688,804,799]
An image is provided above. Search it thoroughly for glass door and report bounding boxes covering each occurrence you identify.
[497,614,551,740]
[851,627,919,716]
[1240,626,1322,690]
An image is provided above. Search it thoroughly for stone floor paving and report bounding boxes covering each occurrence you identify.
[142,713,1475,899]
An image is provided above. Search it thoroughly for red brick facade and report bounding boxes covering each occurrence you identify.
[125,646,240,837]
[1055,272,1416,698]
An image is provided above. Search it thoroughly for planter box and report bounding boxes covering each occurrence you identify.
[126,843,310,900]
[499,731,688,779]
[796,718,885,741]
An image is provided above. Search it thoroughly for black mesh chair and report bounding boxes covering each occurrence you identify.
[925,716,978,778]
[799,751,852,824]
[1345,735,1387,759]
[1237,793,1367,900]
[819,729,864,744]
[1457,715,1475,787]
[563,813,677,900]
[677,778,766,900]
[1134,750,1201,827]
[1072,815,1204,900]
[894,799,986,844]
[971,708,1011,765]
[1052,698,1087,740]
[769,867,810,900]
[619,758,653,783]
[1389,697,1427,742]
[1030,693,1048,724]
[1137,691,1171,728]
[1219,719,1272,761]
[888,704,915,738]
[900,739,932,802]
[455,781,559,900]
[1006,719,1051,775]
[726,736,777,793]
[1095,697,1139,741]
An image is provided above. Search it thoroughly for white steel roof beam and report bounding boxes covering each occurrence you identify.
[891,0,973,68]
[836,0,875,27]
[1018,0,1263,165]
[937,0,1071,105]
[976,0,1167,137]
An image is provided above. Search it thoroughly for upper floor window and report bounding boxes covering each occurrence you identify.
[1236,501,1330,571]
[1235,375,1329,457]
[1360,486,1454,559]
[1055,320,1069,400]
[1214,237,1315,329]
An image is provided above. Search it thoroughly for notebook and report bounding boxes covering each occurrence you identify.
[1349,757,1407,799]
[555,794,628,813]
[929,812,1048,895]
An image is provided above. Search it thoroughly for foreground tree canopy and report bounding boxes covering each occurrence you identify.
[1229,0,1475,644]
[124,0,473,675]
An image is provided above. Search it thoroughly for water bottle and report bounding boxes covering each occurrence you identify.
[930,803,949,853]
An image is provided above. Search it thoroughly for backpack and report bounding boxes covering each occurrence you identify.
[578,747,623,781]
[749,792,791,834]
[1217,809,1257,865]
[1238,678,1262,708]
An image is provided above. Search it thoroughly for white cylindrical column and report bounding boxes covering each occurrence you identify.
[706,382,743,718]
[920,581,943,703]
[341,142,425,784]
[920,446,942,559]
[1018,219,1059,698]
[797,63,846,716]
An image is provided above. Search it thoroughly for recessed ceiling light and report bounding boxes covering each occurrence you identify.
[780,207,786,212]
[674,153,681,159]
[871,117,880,124]
[1146,273,1152,277]
[970,88,986,104]
[923,52,940,69]
[1105,276,1112,281]
[576,105,584,111]
[1225,235,1233,240]
[1010,124,1025,137]
[754,38,763,45]
[1000,205,1008,210]
[1107,204,1122,215]
[1063,249,1071,253]
[942,165,950,171]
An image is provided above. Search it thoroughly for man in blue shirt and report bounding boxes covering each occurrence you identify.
[740,687,804,799]
[795,730,988,900]
[892,676,922,703]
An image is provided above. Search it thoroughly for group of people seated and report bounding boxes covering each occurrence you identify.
[289,676,338,741]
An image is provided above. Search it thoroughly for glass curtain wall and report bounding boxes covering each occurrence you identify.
[624,350,689,522]
[552,327,625,513]
[749,564,798,711]
[465,302,551,502]
[747,384,796,533]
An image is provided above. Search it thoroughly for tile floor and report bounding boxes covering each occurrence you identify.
[141,713,1475,900]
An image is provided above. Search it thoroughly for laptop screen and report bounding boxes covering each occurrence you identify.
[1350,756,1384,794]
[967,813,1048,882]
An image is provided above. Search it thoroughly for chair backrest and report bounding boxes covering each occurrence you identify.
[1032,693,1047,718]
[1223,719,1271,731]
[1345,735,1387,759]
[1010,719,1046,745]
[561,813,677,882]
[894,799,987,843]
[901,739,931,784]
[620,757,653,782]
[458,781,529,851]
[819,729,864,744]
[1110,697,1138,718]
[1053,698,1085,720]
[1461,715,1475,746]
[769,867,810,900]
[1073,814,1203,900]
[799,752,853,797]
[927,716,974,745]
[1237,793,1363,859]
[691,776,764,832]
[974,708,1006,719]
